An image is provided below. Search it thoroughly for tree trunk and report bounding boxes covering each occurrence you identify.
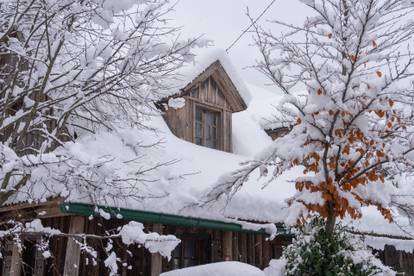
[325,202,336,234]
[223,231,233,261]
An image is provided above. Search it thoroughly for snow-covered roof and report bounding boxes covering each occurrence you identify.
[8,50,414,252]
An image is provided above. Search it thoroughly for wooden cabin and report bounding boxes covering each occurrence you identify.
[1,58,414,276]
[0,59,291,276]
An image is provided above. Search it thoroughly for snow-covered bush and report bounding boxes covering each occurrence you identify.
[281,218,395,276]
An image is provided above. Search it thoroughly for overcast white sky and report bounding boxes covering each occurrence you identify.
[172,0,309,87]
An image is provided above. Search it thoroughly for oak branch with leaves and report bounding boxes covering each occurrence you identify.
[208,0,414,234]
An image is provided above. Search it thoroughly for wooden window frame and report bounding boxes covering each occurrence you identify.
[193,103,223,150]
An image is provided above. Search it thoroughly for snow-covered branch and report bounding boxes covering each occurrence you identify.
[0,0,206,207]
[0,219,180,275]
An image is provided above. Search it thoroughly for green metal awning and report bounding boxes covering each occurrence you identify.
[60,202,288,235]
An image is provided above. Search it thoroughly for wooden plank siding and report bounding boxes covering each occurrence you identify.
[63,216,85,276]
[222,231,233,261]
[2,214,414,275]
[151,224,163,276]
[1,240,21,276]
[1,215,282,275]
[377,245,414,276]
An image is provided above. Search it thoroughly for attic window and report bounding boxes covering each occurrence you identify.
[195,106,220,149]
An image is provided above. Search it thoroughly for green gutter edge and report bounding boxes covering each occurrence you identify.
[60,202,289,235]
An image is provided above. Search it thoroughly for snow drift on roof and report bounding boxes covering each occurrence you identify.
[175,48,252,104]
[10,111,414,246]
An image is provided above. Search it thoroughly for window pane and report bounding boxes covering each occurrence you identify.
[195,124,202,145]
[205,137,214,148]
[205,126,216,149]
[195,125,202,137]
[195,106,220,149]
[196,107,202,122]
[195,107,203,145]
[212,126,217,140]
[205,111,216,127]
[206,125,212,140]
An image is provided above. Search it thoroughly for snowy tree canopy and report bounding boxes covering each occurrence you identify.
[0,0,208,271]
[0,0,206,206]
[207,0,414,233]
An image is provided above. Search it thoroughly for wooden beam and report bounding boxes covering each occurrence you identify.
[263,237,271,268]
[240,233,247,263]
[223,231,233,261]
[0,198,66,222]
[232,232,239,261]
[211,230,222,262]
[255,235,263,268]
[63,216,85,276]
[249,234,255,265]
[2,241,21,276]
[34,243,45,276]
[0,197,63,213]
[151,224,163,276]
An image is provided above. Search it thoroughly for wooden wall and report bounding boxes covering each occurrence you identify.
[163,97,194,145]
[0,216,289,276]
[4,215,413,276]
[375,245,414,276]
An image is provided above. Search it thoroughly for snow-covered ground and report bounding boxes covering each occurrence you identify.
[160,261,270,276]
[159,260,288,276]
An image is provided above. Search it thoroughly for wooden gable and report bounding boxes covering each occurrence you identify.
[181,60,247,112]
[159,60,247,153]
